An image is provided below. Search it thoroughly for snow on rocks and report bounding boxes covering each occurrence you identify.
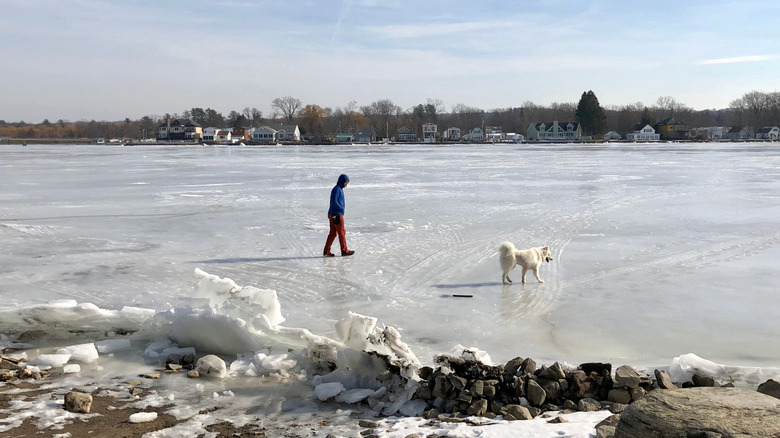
[128,412,158,423]
[195,354,227,378]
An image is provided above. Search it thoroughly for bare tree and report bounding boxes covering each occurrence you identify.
[271,96,303,124]
[734,91,770,136]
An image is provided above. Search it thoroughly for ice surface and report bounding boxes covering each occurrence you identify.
[2,143,780,368]
[2,143,780,435]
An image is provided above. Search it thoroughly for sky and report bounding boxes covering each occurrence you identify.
[1,0,779,123]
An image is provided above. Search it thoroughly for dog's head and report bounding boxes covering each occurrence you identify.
[542,246,553,263]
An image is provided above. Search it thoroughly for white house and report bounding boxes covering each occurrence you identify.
[422,123,437,143]
[397,126,417,142]
[626,124,660,141]
[756,126,780,140]
[468,127,484,142]
[505,133,524,143]
[216,130,233,143]
[273,124,301,142]
[526,121,582,141]
[444,127,461,142]
[603,131,622,141]
[202,127,218,142]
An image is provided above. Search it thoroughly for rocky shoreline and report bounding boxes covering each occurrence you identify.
[5,349,780,437]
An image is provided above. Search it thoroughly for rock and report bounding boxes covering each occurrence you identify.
[614,387,780,437]
[538,362,566,381]
[449,375,467,391]
[505,404,533,420]
[758,379,780,400]
[547,416,567,423]
[692,373,715,387]
[520,357,536,375]
[614,365,650,389]
[483,384,496,397]
[196,355,227,378]
[563,399,577,410]
[608,388,631,404]
[504,357,524,376]
[187,369,200,378]
[629,386,646,402]
[581,362,612,376]
[64,391,93,413]
[358,419,380,428]
[578,397,601,412]
[466,399,487,416]
[596,425,616,438]
[526,379,546,407]
[140,372,161,379]
[570,370,595,398]
[423,408,438,419]
[653,369,675,389]
[538,379,562,402]
[1,358,21,370]
[609,403,627,414]
[471,380,484,397]
[432,375,452,399]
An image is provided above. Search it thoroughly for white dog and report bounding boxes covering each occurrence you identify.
[499,242,553,284]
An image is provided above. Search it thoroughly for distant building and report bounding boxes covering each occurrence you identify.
[202,127,217,142]
[654,118,689,140]
[422,123,437,143]
[397,125,417,142]
[354,129,376,143]
[526,121,582,141]
[444,127,461,141]
[485,126,502,142]
[626,124,660,141]
[252,126,278,143]
[603,131,622,141]
[756,126,780,140]
[336,133,355,143]
[156,118,202,141]
[468,127,484,142]
[724,126,754,140]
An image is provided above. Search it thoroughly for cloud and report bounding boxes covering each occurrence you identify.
[364,20,516,39]
[698,55,777,65]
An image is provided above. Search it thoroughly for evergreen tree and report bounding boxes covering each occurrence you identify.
[575,90,607,136]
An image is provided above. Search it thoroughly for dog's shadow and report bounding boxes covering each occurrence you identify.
[433,282,504,289]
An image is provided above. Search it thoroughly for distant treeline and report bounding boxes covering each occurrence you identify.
[2,90,778,141]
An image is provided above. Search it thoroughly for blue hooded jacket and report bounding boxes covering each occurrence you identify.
[328,174,349,216]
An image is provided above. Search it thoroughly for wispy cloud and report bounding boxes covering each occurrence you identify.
[698,55,777,65]
[364,20,515,39]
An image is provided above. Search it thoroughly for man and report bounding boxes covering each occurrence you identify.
[323,174,355,257]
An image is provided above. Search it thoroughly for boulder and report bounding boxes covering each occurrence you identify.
[758,379,780,400]
[505,404,533,420]
[653,369,675,389]
[615,387,780,437]
[64,391,93,413]
[525,379,546,407]
[538,362,566,381]
[614,365,650,389]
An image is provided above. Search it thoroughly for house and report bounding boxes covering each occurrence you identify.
[422,123,437,143]
[216,130,232,143]
[272,124,300,142]
[654,118,689,140]
[156,118,203,141]
[505,133,524,143]
[397,126,417,142]
[526,121,582,141]
[444,127,461,141]
[354,129,375,143]
[336,133,355,143]
[603,131,622,141]
[252,126,278,143]
[724,126,754,140]
[231,126,250,142]
[485,126,502,142]
[202,127,217,142]
[626,124,660,141]
[756,126,780,140]
[468,127,484,142]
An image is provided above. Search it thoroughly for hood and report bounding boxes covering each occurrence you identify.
[337,174,350,188]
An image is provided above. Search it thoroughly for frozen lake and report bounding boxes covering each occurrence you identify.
[2,142,779,369]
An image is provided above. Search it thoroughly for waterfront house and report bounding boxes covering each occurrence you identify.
[202,127,217,142]
[756,126,780,140]
[626,124,660,141]
[468,127,484,142]
[422,123,437,143]
[252,126,277,143]
[654,118,689,140]
[397,126,417,142]
[603,131,622,141]
[526,121,582,142]
[444,127,461,141]
[156,118,202,141]
[354,129,376,143]
[336,133,355,143]
[724,126,754,140]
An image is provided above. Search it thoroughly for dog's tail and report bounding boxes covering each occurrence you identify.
[499,241,515,258]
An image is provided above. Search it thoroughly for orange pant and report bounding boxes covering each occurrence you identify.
[324,214,347,253]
